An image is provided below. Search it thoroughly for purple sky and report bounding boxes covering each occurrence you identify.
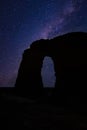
[0,0,87,87]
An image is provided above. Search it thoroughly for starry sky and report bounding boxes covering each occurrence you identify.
[0,0,87,87]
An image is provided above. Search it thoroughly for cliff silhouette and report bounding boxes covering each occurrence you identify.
[15,32,87,104]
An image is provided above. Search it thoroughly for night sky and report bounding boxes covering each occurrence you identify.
[0,0,87,87]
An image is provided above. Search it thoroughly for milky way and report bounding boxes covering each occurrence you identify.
[0,0,87,87]
[40,0,87,39]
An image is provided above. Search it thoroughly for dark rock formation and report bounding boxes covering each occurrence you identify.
[15,32,87,103]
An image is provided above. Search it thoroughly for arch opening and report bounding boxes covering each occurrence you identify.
[41,56,56,88]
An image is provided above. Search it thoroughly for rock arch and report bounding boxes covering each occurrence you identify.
[15,32,87,102]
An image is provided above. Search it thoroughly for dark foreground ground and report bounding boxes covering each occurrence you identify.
[0,88,87,130]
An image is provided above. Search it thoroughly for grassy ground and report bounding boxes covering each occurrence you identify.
[0,93,87,130]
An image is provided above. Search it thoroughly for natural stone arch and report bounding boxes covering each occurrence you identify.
[41,56,56,88]
[15,32,87,103]
[14,39,62,97]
